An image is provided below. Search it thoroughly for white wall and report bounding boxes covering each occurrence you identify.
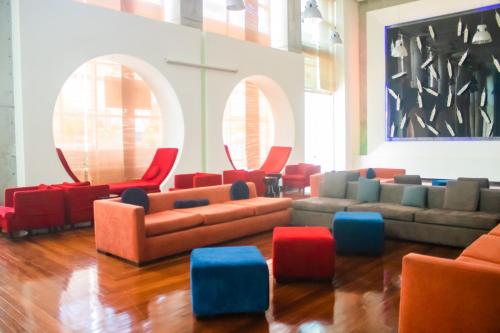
[359,0,500,179]
[10,0,304,188]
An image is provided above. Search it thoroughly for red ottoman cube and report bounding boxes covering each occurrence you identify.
[272,226,335,281]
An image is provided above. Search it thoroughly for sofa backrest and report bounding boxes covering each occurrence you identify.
[147,182,257,213]
[479,189,500,213]
[379,183,406,204]
[427,186,445,209]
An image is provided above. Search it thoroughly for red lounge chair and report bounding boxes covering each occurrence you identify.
[259,146,292,175]
[224,145,237,170]
[52,182,110,225]
[0,185,65,235]
[108,148,179,195]
[170,173,222,191]
[56,148,81,183]
[282,163,321,193]
[223,169,266,196]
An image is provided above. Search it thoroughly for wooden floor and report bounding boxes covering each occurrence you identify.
[0,228,461,333]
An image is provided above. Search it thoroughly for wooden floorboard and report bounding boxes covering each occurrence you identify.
[0,228,461,333]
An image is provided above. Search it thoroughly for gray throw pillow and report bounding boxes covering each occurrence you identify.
[443,180,480,212]
[401,185,428,208]
[320,171,360,199]
[457,177,489,189]
[357,177,381,203]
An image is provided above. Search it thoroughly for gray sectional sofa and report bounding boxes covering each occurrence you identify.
[292,180,500,247]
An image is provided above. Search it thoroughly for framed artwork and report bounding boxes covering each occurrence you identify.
[386,4,500,140]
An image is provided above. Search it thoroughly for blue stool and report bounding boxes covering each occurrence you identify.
[431,179,449,186]
[190,246,269,317]
[333,212,384,255]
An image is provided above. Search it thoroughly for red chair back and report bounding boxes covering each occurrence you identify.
[141,148,179,185]
[259,146,292,174]
[56,148,81,183]
[224,145,237,170]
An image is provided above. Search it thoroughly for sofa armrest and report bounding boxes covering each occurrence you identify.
[310,173,325,197]
[399,253,500,333]
[94,200,146,264]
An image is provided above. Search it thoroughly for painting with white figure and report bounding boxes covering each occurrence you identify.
[386,4,500,140]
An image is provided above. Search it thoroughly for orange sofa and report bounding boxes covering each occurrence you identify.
[310,168,406,197]
[399,223,500,333]
[94,183,292,265]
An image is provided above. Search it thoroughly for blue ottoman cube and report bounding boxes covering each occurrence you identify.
[333,212,384,255]
[190,246,269,317]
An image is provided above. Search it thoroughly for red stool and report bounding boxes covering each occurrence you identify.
[272,226,335,281]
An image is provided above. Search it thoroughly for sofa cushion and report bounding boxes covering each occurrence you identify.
[401,186,428,208]
[427,186,445,209]
[347,202,423,222]
[174,203,254,225]
[480,189,500,213]
[394,175,422,185]
[0,206,14,218]
[414,209,500,230]
[457,177,490,189]
[226,197,291,216]
[320,171,359,199]
[293,197,360,214]
[456,255,500,270]
[460,235,500,265]
[357,177,380,203]
[121,188,149,213]
[380,183,406,204]
[490,224,500,237]
[145,210,204,237]
[346,181,358,200]
[444,180,480,212]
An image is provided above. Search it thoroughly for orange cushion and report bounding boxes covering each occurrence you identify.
[226,197,292,216]
[174,203,254,225]
[145,210,204,237]
[461,235,500,264]
[490,224,500,237]
[456,255,500,270]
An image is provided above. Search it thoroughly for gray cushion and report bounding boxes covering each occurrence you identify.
[394,175,422,185]
[347,202,423,222]
[457,177,490,189]
[380,183,406,204]
[346,181,358,200]
[428,186,445,209]
[320,171,359,199]
[401,186,428,208]
[357,177,381,203]
[293,197,360,214]
[415,209,500,230]
[479,189,500,213]
[444,180,480,212]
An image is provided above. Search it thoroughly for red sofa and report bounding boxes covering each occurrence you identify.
[282,163,321,193]
[170,173,222,191]
[108,148,178,195]
[0,185,65,235]
[223,170,266,196]
[52,182,110,225]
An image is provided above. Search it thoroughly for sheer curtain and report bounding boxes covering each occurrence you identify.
[53,59,162,184]
[75,0,165,21]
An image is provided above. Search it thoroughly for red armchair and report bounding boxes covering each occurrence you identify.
[108,148,179,195]
[223,169,266,196]
[282,163,321,193]
[259,146,292,174]
[170,173,222,191]
[0,185,65,235]
[52,182,110,225]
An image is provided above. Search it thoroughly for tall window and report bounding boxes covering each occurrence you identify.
[75,0,167,21]
[223,81,274,170]
[305,92,334,171]
[53,59,162,184]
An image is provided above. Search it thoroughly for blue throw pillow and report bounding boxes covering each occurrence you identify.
[230,181,250,200]
[366,168,376,179]
[357,177,381,203]
[401,185,428,208]
[174,199,209,209]
[121,188,149,213]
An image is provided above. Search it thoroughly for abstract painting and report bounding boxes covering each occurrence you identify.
[386,4,500,140]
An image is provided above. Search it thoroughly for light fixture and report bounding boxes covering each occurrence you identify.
[302,0,322,23]
[472,24,493,44]
[331,29,342,44]
[392,36,408,58]
[226,0,245,11]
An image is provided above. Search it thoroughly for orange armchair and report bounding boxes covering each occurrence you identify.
[282,163,321,193]
[170,173,222,191]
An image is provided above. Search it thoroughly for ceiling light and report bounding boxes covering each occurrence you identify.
[302,0,322,23]
[472,24,493,44]
[331,29,342,44]
[392,39,408,58]
[227,0,245,11]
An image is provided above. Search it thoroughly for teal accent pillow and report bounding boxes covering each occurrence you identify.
[357,177,380,203]
[366,168,376,179]
[401,186,428,208]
